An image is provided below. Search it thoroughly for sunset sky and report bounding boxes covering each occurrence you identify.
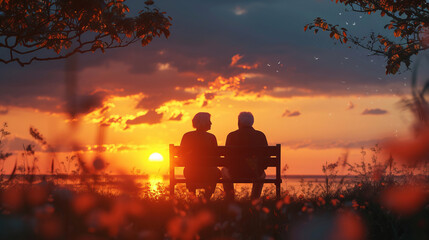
[1,0,425,175]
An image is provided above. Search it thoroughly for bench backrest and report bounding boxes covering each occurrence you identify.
[169,144,281,176]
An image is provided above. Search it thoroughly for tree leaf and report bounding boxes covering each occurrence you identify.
[334,33,340,40]
[394,29,401,37]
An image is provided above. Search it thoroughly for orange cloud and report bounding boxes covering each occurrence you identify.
[209,75,245,91]
[169,113,183,121]
[126,110,163,127]
[86,144,149,153]
[237,63,258,70]
[230,54,243,67]
[230,54,258,69]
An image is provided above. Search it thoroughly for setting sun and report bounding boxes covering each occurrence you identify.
[148,152,164,162]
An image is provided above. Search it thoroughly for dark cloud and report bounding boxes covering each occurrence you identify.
[0,56,200,114]
[0,64,64,112]
[126,110,164,126]
[69,91,109,116]
[204,92,216,101]
[0,61,110,115]
[136,89,197,110]
[201,92,217,107]
[362,108,388,115]
[100,116,123,127]
[169,113,183,121]
[282,110,301,117]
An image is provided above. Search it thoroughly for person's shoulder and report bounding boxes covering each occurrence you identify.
[194,131,216,139]
[203,132,217,144]
[254,129,266,135]
[253,129,267,138]
[227,129,239,136]
[225,130,238,144]
[226,129,239,140]
[182,131,196,138]
[205,131,216,138]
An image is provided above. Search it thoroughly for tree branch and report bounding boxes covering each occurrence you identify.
[0,0,171,66]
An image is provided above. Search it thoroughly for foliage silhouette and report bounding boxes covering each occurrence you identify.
[305,0,429,74]
[0,122,12,162]
[0,0,171,66]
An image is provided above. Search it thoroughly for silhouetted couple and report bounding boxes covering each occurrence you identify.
[180,112,268,200]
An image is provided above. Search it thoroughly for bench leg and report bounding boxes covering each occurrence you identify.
[251,182,263,199]
[276,183,281,199]
[222,181,235,200]
[170,183,175,198]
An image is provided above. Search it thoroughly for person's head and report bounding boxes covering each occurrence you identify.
[192,112,212,131]
[238,112,254,128]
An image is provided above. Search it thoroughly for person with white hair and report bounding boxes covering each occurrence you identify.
[180,112,221,199]
[222,112,268,200]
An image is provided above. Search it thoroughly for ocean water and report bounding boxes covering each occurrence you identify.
[5,174,359,198]
[162,174,359,198]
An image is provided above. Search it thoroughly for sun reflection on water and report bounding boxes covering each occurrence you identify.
[148,175,163,193]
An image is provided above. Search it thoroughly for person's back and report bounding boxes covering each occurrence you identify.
[222,112,268,200]
[180,112,220,199]
[181,130,218,171]
[225,126,268,178]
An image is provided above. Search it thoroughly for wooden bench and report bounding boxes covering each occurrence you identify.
[169,144,282,199]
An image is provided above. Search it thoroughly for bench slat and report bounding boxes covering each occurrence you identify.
[170,146,280,157]
[171,159,280,167]
[172,178,282,184]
